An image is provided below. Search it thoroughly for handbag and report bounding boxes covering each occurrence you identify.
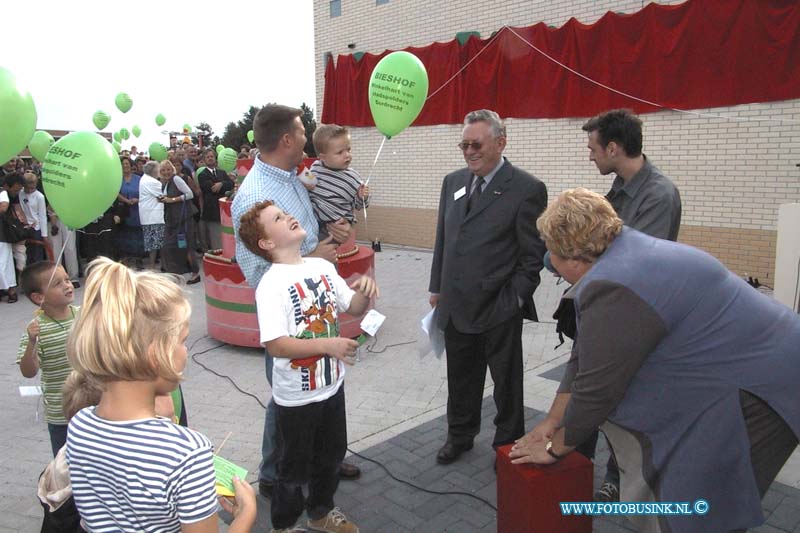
[0,205,36,243]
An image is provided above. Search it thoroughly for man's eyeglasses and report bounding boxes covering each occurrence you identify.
[457,141,483,151]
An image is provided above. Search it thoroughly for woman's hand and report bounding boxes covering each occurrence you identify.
[508,438,557,465]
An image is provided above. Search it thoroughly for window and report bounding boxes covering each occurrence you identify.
[330,0,341,17]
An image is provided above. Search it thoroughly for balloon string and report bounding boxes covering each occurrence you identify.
[361,135,387,232]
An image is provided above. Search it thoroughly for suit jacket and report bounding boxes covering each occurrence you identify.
[198,167,234,222]
[429,159,547,333]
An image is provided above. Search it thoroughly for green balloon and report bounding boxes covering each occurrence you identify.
[132,125,141,137]
[115,92,133,113]
[368,51,429,138]
[155,113,166,126]
[112,141,121,153]
[42,132,122,229]
[149,142,168,162]
[119,128,130,140]
[113,132,121,143]
[182,123,192,133]
[247,130,254,143]
[28,130,55,162]
[218,147,237,173]
[216,144,225,154]
[195,166,206,177]
[92,110,111,130]
[0,67,37,166]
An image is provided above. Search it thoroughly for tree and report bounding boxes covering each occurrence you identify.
[300,102,317,157]
[195,122,214,148]
[221,105,263,151]
[220,103,317,154]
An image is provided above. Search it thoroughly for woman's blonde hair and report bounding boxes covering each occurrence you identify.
[68,257,190,383]
[536,187,623,262]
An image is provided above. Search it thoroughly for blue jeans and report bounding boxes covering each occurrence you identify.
[271,386,346,529]
[259,350,278,483]
[48,423,68,457]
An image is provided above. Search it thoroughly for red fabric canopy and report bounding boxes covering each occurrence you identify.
[321,0,800,126]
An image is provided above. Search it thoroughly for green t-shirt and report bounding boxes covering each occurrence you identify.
[17,305,79,425]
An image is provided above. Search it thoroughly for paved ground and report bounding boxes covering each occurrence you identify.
[1,245,798,531]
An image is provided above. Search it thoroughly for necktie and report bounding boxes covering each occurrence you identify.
[466,177,485,214]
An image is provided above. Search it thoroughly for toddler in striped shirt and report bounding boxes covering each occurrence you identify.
[309,125,370,244]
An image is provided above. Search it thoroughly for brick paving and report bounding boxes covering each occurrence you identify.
[0,245,797,531]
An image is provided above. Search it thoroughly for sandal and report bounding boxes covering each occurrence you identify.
[187,275,201,285]
[7,289,18,303]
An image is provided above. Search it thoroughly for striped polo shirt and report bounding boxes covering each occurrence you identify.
[67,407,218,532]
[16,305,79,425]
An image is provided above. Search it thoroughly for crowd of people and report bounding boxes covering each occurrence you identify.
[0,139,253,300]
[9,103,799,533]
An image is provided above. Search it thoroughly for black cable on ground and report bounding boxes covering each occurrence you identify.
[346,447,498,512]
[189,335,499,512]
[190,340,267,409]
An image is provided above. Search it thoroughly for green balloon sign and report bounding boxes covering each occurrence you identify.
[367,51,429,138]
[42,132,122,229]
[92,110,111,130]
[115,92,133,113]
[112,141,121,153]
[0,67,37,166]
[132,125,141,137]
[149,142,168,162]
[218,147,237,172]
[119,128,130,140]
[155,113,166,126]
[247,130,254,143]
[28,131,55,162]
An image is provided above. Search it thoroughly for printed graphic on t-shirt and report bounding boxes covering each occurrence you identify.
[288,274,341,392]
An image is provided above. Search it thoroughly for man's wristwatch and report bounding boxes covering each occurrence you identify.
[546,440,566,460]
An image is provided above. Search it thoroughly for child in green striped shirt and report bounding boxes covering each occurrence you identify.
[17,261,78,457]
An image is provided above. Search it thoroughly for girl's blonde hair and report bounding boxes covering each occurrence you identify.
[68,257,190,383]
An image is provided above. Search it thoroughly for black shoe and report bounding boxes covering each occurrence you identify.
[436,440,473,465]
[259,479,273,499]
[339,461,361,480]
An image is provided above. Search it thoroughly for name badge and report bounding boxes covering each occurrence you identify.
[453,187,466,201]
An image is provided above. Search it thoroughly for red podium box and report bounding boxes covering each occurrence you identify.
[496,444,592,533]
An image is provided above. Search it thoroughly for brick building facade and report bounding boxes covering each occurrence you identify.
[313,0,800,280]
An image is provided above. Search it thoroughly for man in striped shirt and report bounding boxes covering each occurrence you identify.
[17,261,77,456]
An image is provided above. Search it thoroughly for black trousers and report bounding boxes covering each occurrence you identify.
[271,386,347,529]
[444,314,525,447]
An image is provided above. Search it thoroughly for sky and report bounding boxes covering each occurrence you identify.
[1,0,317,151]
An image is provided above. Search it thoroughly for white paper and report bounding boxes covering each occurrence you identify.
[359,309,386,336]
[19,385,42,397]
[419,307,445,359]
[453,187,466,201]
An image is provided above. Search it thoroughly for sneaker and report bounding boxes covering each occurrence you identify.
[594,481,620,502]
[270,526,307,533]
[307,507,358,533]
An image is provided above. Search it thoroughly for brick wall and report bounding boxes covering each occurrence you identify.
[314,0,800,280]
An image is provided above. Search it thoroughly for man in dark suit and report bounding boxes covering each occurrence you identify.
[198,148,234,251]
[429,109,547,465]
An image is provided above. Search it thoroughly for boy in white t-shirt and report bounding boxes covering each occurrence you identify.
[238,200,378,533]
